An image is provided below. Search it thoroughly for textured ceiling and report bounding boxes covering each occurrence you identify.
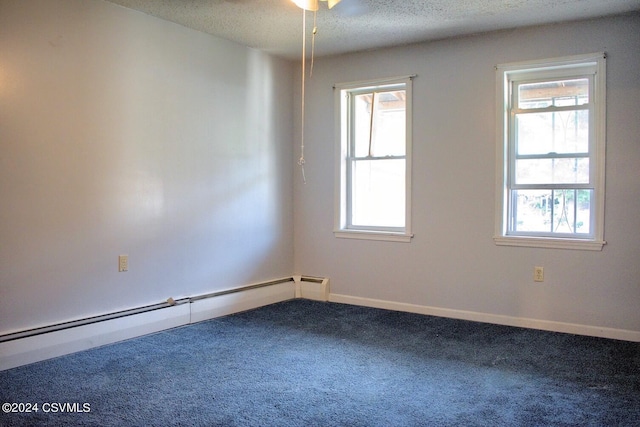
[104,0,640,59]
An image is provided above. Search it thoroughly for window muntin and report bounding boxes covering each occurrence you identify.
[495,54,606,250]
[335,77,413,242]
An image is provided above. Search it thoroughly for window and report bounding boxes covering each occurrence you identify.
[334,76,413,242]
[495,53,606,250]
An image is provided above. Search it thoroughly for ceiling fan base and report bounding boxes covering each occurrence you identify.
[292,0,343,12]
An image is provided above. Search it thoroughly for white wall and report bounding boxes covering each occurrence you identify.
[293,13,640,335]
[1,0,638,342]
[0,0,294,334]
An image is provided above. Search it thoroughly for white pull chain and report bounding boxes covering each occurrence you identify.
[298,9,307,184]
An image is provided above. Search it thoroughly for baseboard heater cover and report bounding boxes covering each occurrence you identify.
[0,303,191,371]
[0,277,297,371]
[190,279,295,323]
[0,299,190,344]
[294,275,330,301]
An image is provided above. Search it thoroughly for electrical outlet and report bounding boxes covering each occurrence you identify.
[534,266,544,282]
[119,255,128,272]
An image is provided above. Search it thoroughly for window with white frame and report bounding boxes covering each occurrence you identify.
[334,76,413,242]
[495,53,606,250]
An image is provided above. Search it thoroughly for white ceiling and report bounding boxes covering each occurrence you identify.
[105,0,640,60]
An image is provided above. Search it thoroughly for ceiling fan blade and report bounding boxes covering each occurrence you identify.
[331,0,368,16]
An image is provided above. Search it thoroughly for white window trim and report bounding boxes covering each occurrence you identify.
[334,75,414,243]
[494,53,607,251]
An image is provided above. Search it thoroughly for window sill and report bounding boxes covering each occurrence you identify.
[334,230,413,243]
[493,236,606,251]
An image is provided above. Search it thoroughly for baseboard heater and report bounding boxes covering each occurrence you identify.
[0,299,191,344]
[190,277,295,302]
[0,275,329,371]
[0,277,297,344]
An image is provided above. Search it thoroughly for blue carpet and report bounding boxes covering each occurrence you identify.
[1,299,639,426]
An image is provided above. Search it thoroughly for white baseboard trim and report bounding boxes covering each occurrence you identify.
[0,278,296,371]
[329,293,640,342]
[5,277,637,372]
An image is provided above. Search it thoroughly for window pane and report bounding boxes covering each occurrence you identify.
[515,157,589,184]
[511,189,592,234]
[574,190,592,234]
[353,95,372,157]
[353,91,405,158]
[512,189,551,233]
[518,78,589,109]
[351,159,405,227]
[516,110,589,155]
[551,190,577,234]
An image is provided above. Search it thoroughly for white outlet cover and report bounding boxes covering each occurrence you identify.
[119,255,128,272]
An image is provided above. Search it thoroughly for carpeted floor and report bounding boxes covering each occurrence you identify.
[1,299,639,426]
